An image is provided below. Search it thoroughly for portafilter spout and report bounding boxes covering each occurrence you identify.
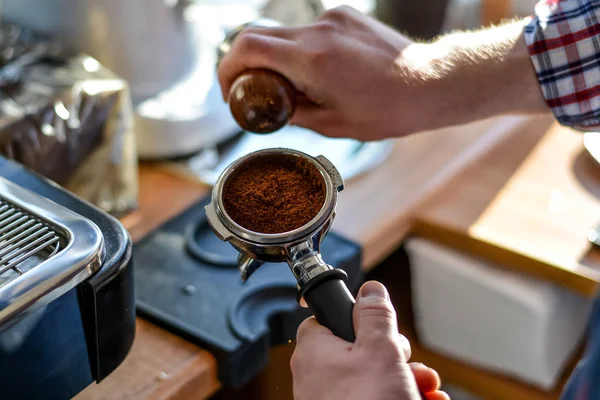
[205,148,356,342]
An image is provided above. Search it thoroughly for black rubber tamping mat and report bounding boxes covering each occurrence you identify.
[133,195,362,388]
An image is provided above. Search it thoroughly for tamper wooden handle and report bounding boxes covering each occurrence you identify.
[228,69,296,134]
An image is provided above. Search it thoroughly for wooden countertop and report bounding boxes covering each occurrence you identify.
[415,122,600,297]
[407,121,600,400]
[333,116,542,268]
[76,113,553,400]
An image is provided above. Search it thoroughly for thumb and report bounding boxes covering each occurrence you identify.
[353,281,410,359]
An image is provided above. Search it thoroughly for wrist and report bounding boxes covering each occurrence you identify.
[392,41,467,133]
[389,42,452,134]
[394,19,547,133]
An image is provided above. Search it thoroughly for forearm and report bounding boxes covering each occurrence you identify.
[396,19,548,131]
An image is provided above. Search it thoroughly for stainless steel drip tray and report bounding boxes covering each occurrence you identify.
[0,177,104,326]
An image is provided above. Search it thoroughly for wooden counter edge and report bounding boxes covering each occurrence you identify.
[149,354,221,400]
[405,221,587,399]
[411,219,600,297]
[353,115,556,271]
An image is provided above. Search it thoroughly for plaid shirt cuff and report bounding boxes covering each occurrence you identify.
[524,0,600,130]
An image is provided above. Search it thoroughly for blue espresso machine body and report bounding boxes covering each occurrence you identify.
[0,156,135,400]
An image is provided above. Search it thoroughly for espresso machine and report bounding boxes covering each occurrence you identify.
[0,156,135,400]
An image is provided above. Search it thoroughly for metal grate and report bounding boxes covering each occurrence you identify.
[0,199,64,288]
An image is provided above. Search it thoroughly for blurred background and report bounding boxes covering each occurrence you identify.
[0,1,588,400]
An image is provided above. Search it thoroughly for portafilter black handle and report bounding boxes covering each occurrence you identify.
[299,269,356,342]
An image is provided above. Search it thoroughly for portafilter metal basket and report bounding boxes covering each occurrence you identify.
[205,148,356,342]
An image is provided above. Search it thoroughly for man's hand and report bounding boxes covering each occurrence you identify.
[291,281,450,400]
[218,6,547,141]
[219,6,413,141]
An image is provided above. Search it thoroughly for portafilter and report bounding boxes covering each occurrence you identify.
[205,148,356,342]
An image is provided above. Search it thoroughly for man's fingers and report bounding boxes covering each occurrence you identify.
[424,391,451,400]
[299,296,308,308]
[409,363,441,393]
[296,316,320,338]
[241,26,302,40]
[295,316,332,345]
[353,281,409,359]
[218,34,300,101]
[290,98,337,135]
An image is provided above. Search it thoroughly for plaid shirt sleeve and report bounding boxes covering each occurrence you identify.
[524,0,600,130]
[525,5,600,399]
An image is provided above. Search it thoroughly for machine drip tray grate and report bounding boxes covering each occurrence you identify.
[0,199,65,288]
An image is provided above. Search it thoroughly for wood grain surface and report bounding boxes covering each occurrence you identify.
[415,122,600,297]
[75,320,220,400]
[482,0,511,25]
[333,114,554,269]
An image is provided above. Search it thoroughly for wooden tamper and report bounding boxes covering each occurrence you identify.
[228,69,296,134]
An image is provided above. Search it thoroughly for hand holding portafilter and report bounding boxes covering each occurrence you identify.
[204,148,356,342]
